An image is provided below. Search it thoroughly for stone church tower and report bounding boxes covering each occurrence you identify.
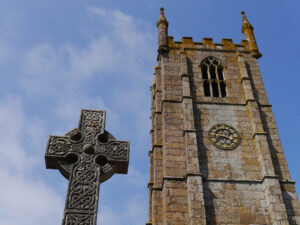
[147,8,300,225]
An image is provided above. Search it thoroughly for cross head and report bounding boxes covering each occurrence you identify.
[45,109,129,225]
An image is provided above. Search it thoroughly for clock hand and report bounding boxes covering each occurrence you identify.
[215,133,233,140]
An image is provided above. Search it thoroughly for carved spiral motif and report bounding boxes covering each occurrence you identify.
[209,124,241,150]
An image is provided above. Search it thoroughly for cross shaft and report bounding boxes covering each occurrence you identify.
[45,109,129,225]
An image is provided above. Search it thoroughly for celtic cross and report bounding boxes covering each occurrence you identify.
[45,109,129,225]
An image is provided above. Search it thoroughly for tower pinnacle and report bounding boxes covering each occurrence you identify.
[241,11,262,58]
[157,7,168,27]
[157,7,169,53]
[148,10,300,225]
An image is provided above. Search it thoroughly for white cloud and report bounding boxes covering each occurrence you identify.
[0,95,34,173]
[87,7,155,56]
[54,95,107,131]
[0,7,154,225]
[21,7,155,97]
[20,6,154,145]
[0,170,63,225]
[24,117,46,151]
[0,95,64,225]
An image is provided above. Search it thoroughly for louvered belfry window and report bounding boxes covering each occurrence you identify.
[201,56,226,98]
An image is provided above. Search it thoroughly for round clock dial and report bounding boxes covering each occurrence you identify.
[209,124,241,150]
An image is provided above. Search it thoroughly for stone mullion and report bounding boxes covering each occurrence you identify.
[181,52,206,225]
[215,66,222,98]
[207,66,214,97]
[238,54,289,225]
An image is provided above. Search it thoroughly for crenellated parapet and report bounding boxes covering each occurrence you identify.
[167,36,250,53]
[157,11,261,58]
[148,7,300,225]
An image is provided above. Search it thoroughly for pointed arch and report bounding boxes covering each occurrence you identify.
[200,56,227,98]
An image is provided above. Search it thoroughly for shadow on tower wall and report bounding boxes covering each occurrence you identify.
[246,61,296,224]
[188,58,217,224]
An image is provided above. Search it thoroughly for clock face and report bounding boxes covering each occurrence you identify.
[209,124,241,150]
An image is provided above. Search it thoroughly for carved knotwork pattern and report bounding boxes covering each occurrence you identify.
[70,143,84,153]
[80,111,104,144]
[209,123,241,150]
[65,214,94,225]
[101,163,113,174]
[67,154,99,210]
[48,137,71,155]
[48,138,85,155]
[45,109,130,225]
[95,142,128,160]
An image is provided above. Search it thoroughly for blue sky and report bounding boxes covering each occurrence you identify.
[0,1,299,225]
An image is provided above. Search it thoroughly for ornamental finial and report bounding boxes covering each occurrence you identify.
[157,6,168,27]
[240,11,262,58]
[241,11,251,26]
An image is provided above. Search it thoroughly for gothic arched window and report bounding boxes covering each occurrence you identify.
[201,56,226,98]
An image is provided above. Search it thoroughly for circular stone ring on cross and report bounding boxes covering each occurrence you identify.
[208,123,241,150]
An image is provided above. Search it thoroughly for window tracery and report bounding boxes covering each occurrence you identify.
[201,56,226,98]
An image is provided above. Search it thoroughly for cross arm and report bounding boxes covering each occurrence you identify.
[44,109,130,225]
[45,135,72,169]
[95,140,130,174]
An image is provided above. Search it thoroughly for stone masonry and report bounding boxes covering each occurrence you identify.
[147,8,300,225]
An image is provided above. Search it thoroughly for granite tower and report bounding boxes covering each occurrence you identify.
[147,8,300,225]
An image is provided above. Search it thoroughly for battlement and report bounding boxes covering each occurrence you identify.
[168,36,250,52]
[150,8,300,225]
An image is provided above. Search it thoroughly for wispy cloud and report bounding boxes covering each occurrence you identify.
[21,7,155,96]
[0,95,64,225]
[18,6,154,147]
[0,95,35,173]
[0,6,154,225]
[0,170,64,225]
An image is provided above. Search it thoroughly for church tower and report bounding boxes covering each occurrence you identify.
[148,8,300,225]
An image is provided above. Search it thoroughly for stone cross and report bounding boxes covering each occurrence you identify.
[45,109,129,225]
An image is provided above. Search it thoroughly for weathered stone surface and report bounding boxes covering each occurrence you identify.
[147,8,300,225]
[45,109,129,225]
